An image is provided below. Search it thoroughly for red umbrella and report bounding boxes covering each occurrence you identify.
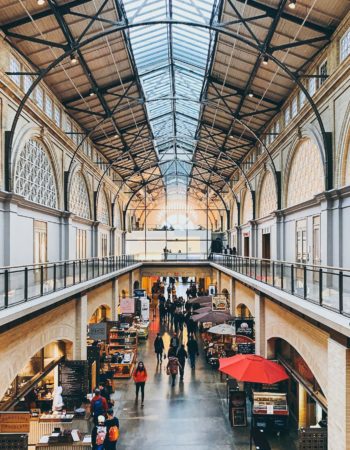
[219,354,289,384]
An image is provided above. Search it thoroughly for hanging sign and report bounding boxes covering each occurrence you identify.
[140,297,150,321]
[208,284,216,296]
[0,413,30,433]
[88,322,107,341]
[212,294,229,311]
[235,318,254,339]
[120,297,135,314]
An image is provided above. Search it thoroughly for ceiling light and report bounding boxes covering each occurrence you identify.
[89,90,95,97]
[288,0,296,9]
[262,55,269,65]
[37,0,45,5]
[70,53,78,64]
[248,92,254,98]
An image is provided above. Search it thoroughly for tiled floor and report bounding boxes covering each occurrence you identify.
[113,280,297,450]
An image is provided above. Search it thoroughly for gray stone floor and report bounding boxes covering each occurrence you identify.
[112,302,297,450]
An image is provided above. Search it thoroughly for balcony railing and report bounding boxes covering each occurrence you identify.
[0,255,136,310]
[211,253,350,316]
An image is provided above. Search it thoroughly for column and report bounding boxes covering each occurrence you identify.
[298,385,309,428]
[274,211,284,261]
[327,338,350,450]
[112,278,119,321]
[129,271,134,297]
[254,292,266,357]
[217,269,221,294]
[230,277,236,316]
[74,294,88,360]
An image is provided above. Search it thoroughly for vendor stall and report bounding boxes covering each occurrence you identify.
[35,428,91,449]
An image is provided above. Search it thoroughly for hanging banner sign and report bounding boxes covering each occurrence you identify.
[140,297,150,321]
[120,297,135,314]
[212,294,229,311]
[235,319,254,339]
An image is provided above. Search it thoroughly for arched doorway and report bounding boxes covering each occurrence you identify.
[235,303,253,318]
[89,305,112,324]
[0,340,72,411]
[268,338,327,429]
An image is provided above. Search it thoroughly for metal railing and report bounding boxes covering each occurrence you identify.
[211,253,350,316]
[0,255,136,310]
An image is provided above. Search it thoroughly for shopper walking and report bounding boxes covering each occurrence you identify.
[176,344,188,381]
[188,336,199,369]
[133,361,148,406]
[167,354,182,387]
[154,333,165,364]
[104,408,120,450]
[170,332,179,350]
[91,415,107,450]
[91,389,108,425]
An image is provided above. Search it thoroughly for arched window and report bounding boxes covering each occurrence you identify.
[14,138,58,209]
[231,201,238,227]
[241,190,253,225]
[258,171,277,218]
[286,139,324,207]
[97,191,110,225]
[69,171,91,219]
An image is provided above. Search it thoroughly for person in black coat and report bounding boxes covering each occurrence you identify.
[154,333,165,363]
[176,345,188,381]
[187,336,199,369]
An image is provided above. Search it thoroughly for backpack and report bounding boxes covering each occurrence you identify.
[93,398,104,416]
[96,426,106,445]
[109,425,119,442]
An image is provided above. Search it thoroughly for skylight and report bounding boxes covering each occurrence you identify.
[121,0,217,184]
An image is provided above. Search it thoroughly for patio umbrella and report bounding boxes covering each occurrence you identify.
[192,310,235,323]
[208,324,236,335]
[193,306,212,314]
[219,354,289,384]
[187,296,212,304]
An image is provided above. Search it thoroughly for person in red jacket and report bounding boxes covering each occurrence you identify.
[133,361,148,406]
[90,389,108,424]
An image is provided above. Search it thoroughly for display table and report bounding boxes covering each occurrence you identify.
[29,415,91,446]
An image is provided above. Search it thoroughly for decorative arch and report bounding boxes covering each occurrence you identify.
[257,170,277,218]
[69,168,91,219]
[13,136,59,209]
[97,189,111,226]
[241,189,253,225]
[235,303,253,318]
[89,304,112,324]
[285,138,324,208]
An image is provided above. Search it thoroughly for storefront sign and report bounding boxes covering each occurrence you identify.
[235,319,254,339]
[59,361,88,408]
[134,289,146,298]
[0,413,30,433]
[140,297,150,321]
[88,322,107,341]
[120,297,135,314]
[212,294,228,311]
[208,284,216,296]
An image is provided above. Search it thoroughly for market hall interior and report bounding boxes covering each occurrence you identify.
[0,0,350,449]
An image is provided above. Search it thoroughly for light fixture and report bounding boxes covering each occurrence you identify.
[37,0,45,5]
[89,90,95,97]
[70,53,78,64]
[248,92,254,98]
[262,55,269,65]
[288,0,296,9]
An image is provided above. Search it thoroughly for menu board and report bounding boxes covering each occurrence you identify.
[59,361,88,408]
[232,408,247,426]
[237,343,255,354]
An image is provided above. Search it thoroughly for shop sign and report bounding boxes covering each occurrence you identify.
[120,297,135,314]
[140,297,150,321]
[235,318,254,339]
[208,284,216,296]
[134,289,146,298]
[212,294,229,311]
[88,322,107,341]
[0,412,30,433]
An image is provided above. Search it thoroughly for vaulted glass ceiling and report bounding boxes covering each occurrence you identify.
[122,0,218,186]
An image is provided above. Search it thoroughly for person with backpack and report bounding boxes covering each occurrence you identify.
[104,408,120,450]
[90,389,108,424]
[92,415,107,450]
[166,354,182,387]
[133,361,148,406]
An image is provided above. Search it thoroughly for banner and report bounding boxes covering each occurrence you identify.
[235,319,254,339]
[140,297,150,321]
[120,297,135,314]
[212,294,229,311]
